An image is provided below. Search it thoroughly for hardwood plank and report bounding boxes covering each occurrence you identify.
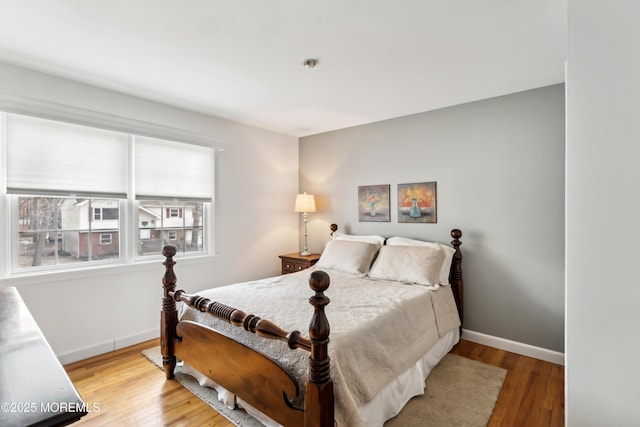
[450,339,565,427]
[65,339,232,427]
[65,338,564,426]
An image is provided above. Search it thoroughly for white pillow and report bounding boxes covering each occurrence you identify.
[368,244,446,287]
[333,231,385,247]
[386,236,455,285]
[315,240,380,276]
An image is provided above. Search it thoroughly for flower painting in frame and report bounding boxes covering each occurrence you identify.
[398,182,437,223]
[358,185,390,222]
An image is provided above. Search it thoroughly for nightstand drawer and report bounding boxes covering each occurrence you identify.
[282,260,308,274]
[279,253,321,275]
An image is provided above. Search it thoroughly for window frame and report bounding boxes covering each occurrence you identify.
[0,106,221,280]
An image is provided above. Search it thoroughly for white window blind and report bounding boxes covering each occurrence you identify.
[135,136,213,201]
[6,114,129,197]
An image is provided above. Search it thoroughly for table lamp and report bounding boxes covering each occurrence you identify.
[294,192,316,256]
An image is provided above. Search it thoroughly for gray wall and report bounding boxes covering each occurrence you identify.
[300,84,565,352]
[566,1,640,424]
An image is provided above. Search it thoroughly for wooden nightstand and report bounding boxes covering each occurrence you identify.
[279,253,321,275]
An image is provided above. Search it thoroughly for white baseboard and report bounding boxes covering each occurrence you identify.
[57,328,159,365]
[115,328,159,350]
[461,329,565,366]
[57,340,114,365]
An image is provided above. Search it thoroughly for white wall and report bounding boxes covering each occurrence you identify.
[300,85,565,353]
[566,2,640,425]
[0,62,299,363]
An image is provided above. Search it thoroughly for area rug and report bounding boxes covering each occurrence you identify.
[143,346,506,427]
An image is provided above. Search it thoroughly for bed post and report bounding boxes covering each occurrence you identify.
[449,229,463,325]
[161,244,178,379]
[305,270,334,427]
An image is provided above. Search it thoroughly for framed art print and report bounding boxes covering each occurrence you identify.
[358,185,390,222]
[397,182,437,223]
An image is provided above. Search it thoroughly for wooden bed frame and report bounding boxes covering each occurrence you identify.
[161,226,463,427]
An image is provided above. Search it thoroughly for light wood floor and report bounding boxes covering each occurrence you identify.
[450,340,564,426]
[64,338,564,426]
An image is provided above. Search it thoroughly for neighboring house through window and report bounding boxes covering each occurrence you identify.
[137,201,203,255]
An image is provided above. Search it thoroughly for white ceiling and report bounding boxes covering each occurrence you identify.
[0,1,566,137]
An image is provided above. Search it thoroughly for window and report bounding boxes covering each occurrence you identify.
[1,111,215,276]
[17,196,120,267]
[99,234,113,245]
[93,207,119,221]
[138,201,204,255]
[167,208,182,218]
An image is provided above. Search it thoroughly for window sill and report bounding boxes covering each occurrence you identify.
[0,253,217,288]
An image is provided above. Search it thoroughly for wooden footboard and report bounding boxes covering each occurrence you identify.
[161,245,334,427]
[175,320,305,425]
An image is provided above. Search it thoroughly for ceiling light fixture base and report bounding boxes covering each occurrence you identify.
[303,58,318,68]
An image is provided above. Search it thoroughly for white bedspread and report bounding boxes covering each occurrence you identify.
[178,268,460,427]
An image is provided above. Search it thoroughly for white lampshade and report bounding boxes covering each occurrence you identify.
[294,193,316,213]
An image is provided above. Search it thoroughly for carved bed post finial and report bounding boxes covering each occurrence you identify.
[449,229,463,325]
[305,270,334,427]
[161,245,178,379]
[329,223,338,237]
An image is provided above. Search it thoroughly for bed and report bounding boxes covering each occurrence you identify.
[161,225,463,427]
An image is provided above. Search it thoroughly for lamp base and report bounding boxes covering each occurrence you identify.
[300,250,311,256]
